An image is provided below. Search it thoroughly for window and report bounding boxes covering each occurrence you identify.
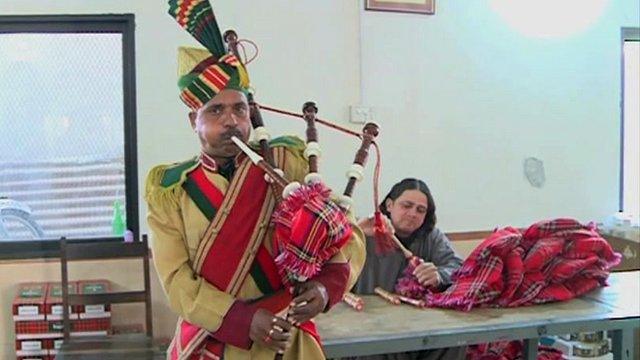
[620,27,639,224]
[0,15,137,259]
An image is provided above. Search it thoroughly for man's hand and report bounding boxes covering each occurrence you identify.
[249,309,292,353]
[357,214,394,237]
[288,281,329,325]
[412,261,441,287]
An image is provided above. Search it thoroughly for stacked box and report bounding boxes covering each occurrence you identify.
[15,338,49,358]
[13,283,48,322]
[13,282,56,358]
[14,320,60,339]
[46,337,65,358]
[13,280,112,359]
[77,279,112,319]
[45,317,111,336]
[45,282,79,321]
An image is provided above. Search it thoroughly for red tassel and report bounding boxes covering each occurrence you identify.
[373,211,396,255]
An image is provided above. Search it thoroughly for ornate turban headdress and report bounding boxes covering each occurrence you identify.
[169,0,250,110]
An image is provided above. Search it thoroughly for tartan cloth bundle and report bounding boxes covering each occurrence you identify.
[271,182,352,285]
[467,340,563,360]
[427,218,621,311]
[395,256,435,300]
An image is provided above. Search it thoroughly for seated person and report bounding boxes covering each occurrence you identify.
[351,178,465,360]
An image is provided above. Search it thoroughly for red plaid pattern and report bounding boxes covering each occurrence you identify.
[15,320,49,335]
[395,256,435,299]
[467,341,563,360]
[427,219,621,311]
[272,182,352,284]
[17,318,112,336]
[43,338,56,349]
[72,318,111,333]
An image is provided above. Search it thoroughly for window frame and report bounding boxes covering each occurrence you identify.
[619,27,640,213]
[0,14,138,260]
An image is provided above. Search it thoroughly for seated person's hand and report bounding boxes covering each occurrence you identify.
[250,308,292,353]
[357,214,394,238]
[288,280,328,325]
[412,260,441,287]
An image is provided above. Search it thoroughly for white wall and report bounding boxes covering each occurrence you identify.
[360,0,640,230]
[1,0,639,356]
[3,1,637,234]
[0,0,362,235]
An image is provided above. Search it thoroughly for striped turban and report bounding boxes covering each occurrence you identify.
[168,0,250,110]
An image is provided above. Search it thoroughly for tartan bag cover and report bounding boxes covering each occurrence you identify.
[271,182,353,285]
[168,155,321,359]
[427,218,621,311]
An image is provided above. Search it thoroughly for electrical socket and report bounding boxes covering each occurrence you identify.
[349,105,373,124]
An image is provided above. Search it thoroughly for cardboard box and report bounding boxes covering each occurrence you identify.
[45,282,79,321]
[71,317,111,335]
[13,283,48,321]
[14,321,57,339]
[15,338,56,352]
[15,337,49,357]
[47,318,111,337]
[77,279,112,318]
[600,229,640,271]
[16,356,52,360]
[13,318,109,339]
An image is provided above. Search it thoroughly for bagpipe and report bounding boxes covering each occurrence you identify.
[223,29,381,286]
[224,28,428,316]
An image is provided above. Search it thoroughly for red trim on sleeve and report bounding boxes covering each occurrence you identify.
[211,301,257,350]
[311,262,350,311]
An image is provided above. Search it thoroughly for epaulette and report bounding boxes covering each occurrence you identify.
[159,158,199,188]
[248,135,306,153]
[144,157,198,207]
[268,135,306,150]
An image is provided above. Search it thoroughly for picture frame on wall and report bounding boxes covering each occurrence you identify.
[365,0,435,15]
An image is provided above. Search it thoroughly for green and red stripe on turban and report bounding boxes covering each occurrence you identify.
[168,0,250,110]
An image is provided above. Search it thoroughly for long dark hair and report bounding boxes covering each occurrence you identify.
[378,178,437,238]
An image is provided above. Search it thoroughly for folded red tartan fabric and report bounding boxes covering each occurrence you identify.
[272,182,352,285]
[427,218,621,311]
[466,340,563,360]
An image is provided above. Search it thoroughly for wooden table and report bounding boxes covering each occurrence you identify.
[55,334,165,359]
[316,271,640,360]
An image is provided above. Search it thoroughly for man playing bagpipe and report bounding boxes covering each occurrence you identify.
[145,1,366,359]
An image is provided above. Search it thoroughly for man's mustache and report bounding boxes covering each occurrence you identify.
[221,129,243,140]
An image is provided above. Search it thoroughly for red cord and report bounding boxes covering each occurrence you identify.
[237,39,259,65]
[373,142,381,209]
[258,103,382,216]
[240,36,383,241]
[259,104,362,138]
